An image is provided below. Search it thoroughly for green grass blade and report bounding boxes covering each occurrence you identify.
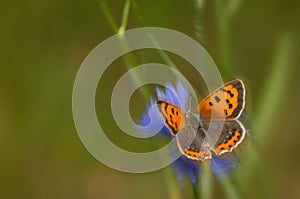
[119,0,131,33]
[254,32,294,139]
[164,168,182,199]
[220,174,241,199]
[98,0,118,33]
[200,163,213,199]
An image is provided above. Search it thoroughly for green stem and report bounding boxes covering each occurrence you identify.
[98,0,149,98]
[192,183,199,199]
[239,31,294,195]
[131,0,145,26]
[220,174,240,199]
[199,163,212,199]
[254,32,293,139]
[165,168,182,199]
[98,0,118,33]
[119,0,131,33]
[131,0,178,69]
[213,0,232,78]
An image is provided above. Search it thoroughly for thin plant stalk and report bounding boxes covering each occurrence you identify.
[98,0,148,98]
[98,1,183,199]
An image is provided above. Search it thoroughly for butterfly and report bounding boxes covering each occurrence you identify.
[155,79,246,161]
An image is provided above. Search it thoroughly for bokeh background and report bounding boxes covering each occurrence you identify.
[1,0,300,198]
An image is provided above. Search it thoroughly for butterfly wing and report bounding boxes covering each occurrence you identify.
[155,100,185,136]
[198,79,245,120]
[176,127,212,161]
[204,120,246,155]
[156,79,246,159]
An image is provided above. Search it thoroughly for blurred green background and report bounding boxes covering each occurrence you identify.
[1,0,300,198]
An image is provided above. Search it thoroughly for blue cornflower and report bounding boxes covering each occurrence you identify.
[140,82,240,184]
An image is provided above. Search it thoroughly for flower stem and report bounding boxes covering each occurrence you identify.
[119,0,131,33]
[98,0,118,33]
[98,0,149,98]
[200,163,212,199]
[192,183,199,199]
[165,168,182,199]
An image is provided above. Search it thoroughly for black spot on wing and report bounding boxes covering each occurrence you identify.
[214,96,220,103]
[164,103,168,112]
[169,115,174,124]
[226,90,234,98]
[224,109,228,115]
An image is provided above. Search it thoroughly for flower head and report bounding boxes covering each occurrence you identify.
[140,82,240,184]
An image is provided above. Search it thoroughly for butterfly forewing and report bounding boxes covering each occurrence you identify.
[155,100,185,136]
[198,79,245,120]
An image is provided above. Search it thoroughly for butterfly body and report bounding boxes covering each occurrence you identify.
[156,79,246,161]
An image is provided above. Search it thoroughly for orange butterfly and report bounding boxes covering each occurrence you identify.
[156,79,246,161]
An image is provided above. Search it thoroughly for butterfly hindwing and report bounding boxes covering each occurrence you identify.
[176,127,212,161]
[198,79,245,120]
[208,120,246,155]
[155,100,185,136]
